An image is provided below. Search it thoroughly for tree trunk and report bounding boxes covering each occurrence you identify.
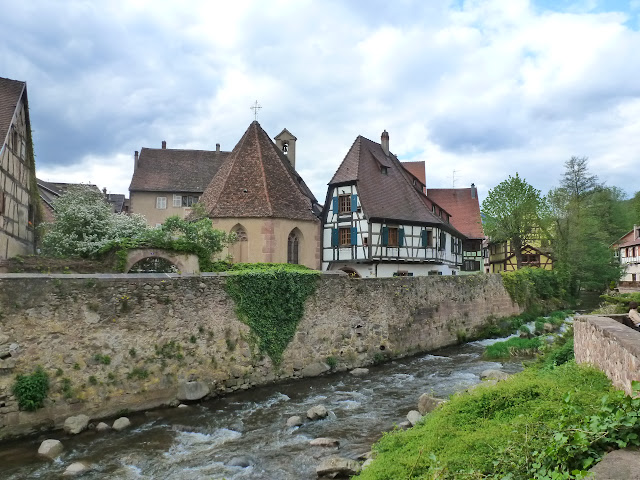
[513,238,524,269]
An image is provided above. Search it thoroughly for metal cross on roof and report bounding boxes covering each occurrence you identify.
[250,100,262,121]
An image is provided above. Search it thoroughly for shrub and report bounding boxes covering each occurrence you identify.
[12,367,49,411]
[484,337,542,358]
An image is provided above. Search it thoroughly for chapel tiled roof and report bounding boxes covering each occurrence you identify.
[0,77,26,145]
[328,135,462,234]
[129,148,230,193]
[199,121,319,222]
[426,188,484,239]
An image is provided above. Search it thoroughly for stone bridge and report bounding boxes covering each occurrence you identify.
[124,248,200,274]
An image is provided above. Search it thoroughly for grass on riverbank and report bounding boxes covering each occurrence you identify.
[354,338,640,480]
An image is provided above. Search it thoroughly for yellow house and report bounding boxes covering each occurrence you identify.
[487,240,553,273]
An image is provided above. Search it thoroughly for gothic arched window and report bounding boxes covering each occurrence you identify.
[287,230,299,264]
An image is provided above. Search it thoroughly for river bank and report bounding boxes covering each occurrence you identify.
[1,338,525,479]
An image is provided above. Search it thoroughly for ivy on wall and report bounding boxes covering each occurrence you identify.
[224,266,320,365]
[501,267,569,313]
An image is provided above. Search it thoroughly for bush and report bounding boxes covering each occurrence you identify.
[485,337,542,358]
[501,267,569,312]
[12,367,49,411]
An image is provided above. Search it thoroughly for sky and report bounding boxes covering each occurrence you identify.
[2,0,640,205]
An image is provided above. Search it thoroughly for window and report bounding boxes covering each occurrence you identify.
[287,232,299,264]
[463,260,481,272]
[393,271,414,277]
[388,227,399,247]
[173,194,182,207]
[339,227,351,246]
[363,236,368,246]
[182,195,198,207]
[421,229,433,247]
[20,139,26,160]
[380,166,388,175]
[0,191,4,216]
[156,196,167,209]
[338,194,351,214]
[12,129,18,152]
[522,254,540,265]
[439,232,446,250]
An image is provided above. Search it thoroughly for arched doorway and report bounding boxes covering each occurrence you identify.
[287,228,303,264]
[230,224,248,263]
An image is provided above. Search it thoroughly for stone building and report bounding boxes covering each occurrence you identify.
[128,141,230,226]
[199,121,321,269]
[0,77,37,259]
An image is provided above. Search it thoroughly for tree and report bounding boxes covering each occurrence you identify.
[40,185,149,257]
[548,158,622,296]
[482,173,549,269]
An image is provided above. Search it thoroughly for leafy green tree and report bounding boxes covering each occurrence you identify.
[482,173,549,269]
[547,158,622,296]
[40,185,148,257]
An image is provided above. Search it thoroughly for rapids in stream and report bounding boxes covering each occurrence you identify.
[1,338,526,479]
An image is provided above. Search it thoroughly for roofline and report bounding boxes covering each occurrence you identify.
[1,81,26,160]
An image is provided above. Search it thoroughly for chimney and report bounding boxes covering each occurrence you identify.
[216,143,220,152]
[635,224,640,241]
[471,183,477,199]
[161,140,166,149]
[381,130,389,156]
[134,150,139,170]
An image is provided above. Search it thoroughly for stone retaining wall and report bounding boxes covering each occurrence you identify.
[0,272,520,440]
[574,315,640,395]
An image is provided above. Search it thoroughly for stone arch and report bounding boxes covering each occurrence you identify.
[340,267,361,278]
[287,227,303,264]
[124,248,200,274]
[230,223,248,263]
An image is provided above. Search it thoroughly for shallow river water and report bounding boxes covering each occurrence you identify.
[1,338,524,479]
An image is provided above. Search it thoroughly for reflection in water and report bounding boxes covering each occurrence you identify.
[3,340,523,479]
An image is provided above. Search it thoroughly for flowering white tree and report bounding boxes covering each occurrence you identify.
[40,186,149,257]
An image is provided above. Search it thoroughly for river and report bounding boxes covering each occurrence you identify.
[1,338,525,479]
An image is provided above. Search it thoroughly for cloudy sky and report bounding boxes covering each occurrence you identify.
[2,0,640,204]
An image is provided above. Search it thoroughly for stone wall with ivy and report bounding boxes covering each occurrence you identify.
[0,272,520,440]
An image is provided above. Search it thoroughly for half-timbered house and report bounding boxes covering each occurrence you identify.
[426,184,484,274]
[322,131,465,277]
[487,239,553,272]
[0,77,37,259]
[612,225,640,286]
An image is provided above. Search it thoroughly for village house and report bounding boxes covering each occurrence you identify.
[0,77,37,259]
[128,141,230,226]
[485,234,553,273]
[613,225,640,286]
[426,185,485,274]
[322,131,466,277]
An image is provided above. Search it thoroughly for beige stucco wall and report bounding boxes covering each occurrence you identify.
[211,217,321,269]
[129,191,199,226]
[0,97,35,259]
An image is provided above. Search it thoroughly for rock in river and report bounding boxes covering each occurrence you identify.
[316,456,361,478]
[307,404,329,420]
[38,439,63,459]
[63,414,90,435]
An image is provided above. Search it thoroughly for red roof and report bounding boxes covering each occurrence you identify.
[426,188,484,239]
[402,161,426,188]
[614,229,640,248]
[199,121,318,222]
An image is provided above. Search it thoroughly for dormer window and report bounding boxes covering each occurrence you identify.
[380,166,388,175]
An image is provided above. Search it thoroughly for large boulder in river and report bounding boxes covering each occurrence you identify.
[63,462,90,476]
[307,404,329,421]
[350,368,369,376]
[63,414,90,434]
[112,417,131,431]
[301,362,330,377]
[316,456,361,478]
[310,437,340,447]
[417,394,446,415]
[286,415,303,427]
[177,381,210,401]
[480,369,510,381]
[406,410,422,426]
[38,439,64,459]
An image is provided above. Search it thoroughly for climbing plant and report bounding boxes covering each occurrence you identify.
[12,366,49,411]
[224,266,320,365]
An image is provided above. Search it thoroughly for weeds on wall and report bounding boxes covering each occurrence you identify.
[501,267,570,313]
[12,367,49,411]
[225,266,320,365]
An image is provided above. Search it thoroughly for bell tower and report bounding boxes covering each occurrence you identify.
[274,128,297,169]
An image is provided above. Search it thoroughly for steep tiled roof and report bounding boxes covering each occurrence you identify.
[427,188,484,239]
[0,77,25,145]
[402,161,426,187]
[129,148,229,192]
[37,179,101,209]
[199,121,319,221]
[329,135,461,234]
